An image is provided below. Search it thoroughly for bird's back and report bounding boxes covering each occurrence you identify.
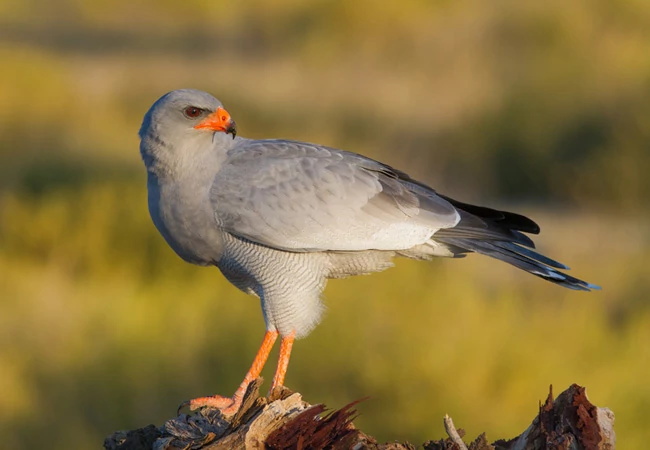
[210,139,460,252]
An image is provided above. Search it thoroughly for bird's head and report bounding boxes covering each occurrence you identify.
[139,89,237,172]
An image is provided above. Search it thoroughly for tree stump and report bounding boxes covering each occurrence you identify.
[104,381,615,450]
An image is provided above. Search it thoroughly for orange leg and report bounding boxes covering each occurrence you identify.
[180,330,278,415]
[271,332,295,391]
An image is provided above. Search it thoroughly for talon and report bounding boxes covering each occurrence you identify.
[173,331,281,418]
[177,399,191,416]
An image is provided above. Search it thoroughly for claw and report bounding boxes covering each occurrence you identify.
[174,331,279,417]
[177,399,191,416]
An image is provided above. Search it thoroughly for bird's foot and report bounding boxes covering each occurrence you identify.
[177,393,242,416]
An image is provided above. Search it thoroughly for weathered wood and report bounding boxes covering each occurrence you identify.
[104,382,615,450]
[492,384,616,450]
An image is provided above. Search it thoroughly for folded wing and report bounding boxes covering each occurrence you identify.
[210,140,460,252]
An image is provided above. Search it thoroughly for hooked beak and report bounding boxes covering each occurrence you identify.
[194,106,237,139]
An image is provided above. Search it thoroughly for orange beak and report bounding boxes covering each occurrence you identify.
[194,106,237,138]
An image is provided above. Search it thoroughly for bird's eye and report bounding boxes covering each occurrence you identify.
[184,106,202,118]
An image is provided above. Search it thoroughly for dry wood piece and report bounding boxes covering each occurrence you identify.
[493,384,616,450]
[443,415,468,450]
[104,382,615,450]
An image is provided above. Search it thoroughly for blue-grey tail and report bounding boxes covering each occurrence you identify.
[434,196,600,292]
[436,236,599,291]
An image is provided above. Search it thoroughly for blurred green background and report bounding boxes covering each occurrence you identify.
[1,0,649,448]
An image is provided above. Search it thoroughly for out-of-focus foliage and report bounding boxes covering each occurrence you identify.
[0,0,649,449]
[2,0,650,207]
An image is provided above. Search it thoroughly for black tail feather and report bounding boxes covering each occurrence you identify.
[438,195,541,234]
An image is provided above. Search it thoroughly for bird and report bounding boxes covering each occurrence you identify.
[139,89,599,415]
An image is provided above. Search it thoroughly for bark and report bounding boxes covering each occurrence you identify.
[104,381,615,450]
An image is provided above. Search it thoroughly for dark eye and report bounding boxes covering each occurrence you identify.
[184,106,202,118]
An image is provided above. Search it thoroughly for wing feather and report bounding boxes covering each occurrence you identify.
[210,139,459,251]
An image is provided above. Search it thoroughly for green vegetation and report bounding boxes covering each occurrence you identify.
[1,1,649,448]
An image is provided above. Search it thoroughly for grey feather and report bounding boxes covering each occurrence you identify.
[209,139,460,252]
